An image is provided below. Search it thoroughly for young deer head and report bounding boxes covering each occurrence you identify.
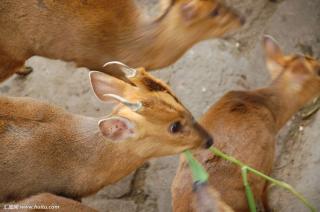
[89,62,213,158]
[264,35,320,107]
[164,0,244,39]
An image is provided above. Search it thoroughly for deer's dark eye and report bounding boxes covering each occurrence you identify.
[210,7,220,17]
[169,121,183,134]
[316,68,320,76]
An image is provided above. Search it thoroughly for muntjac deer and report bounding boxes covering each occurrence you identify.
[172,36,320,211]
[0,0,243,82]
[11,193,96,212]
[0,62,212,202]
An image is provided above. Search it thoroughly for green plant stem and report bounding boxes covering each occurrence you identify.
[183,150,209,183]
[209,147,316,212]
[241,167,257,212]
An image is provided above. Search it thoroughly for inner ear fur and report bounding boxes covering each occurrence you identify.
[263,35,285,80]
[98,116,136,142]
[89,71,137,102]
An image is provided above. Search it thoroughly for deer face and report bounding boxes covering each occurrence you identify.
[263,35,320,103]
[89,62,212,158]
[170,0,244,39]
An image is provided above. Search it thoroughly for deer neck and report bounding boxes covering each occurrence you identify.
[69,115,145,196]
[256,84,307,131]
[118,12,201,69]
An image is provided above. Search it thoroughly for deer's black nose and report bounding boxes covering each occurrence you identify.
[193,121,214,149]
[204,136,213,149]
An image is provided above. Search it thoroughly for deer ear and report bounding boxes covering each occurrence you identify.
[89,71,131,102]
[288,57,310,88]
[180,0,200,22]
[98,116,136,142]
[263,35,284,80]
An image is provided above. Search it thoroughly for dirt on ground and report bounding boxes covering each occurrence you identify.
[0,0,319,211]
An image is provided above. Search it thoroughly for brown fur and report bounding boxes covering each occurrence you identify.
[0,0,243,82]
[192,183,234,212]
[0,65,212,202]
[171,36,320,212]
[11,193,96,212]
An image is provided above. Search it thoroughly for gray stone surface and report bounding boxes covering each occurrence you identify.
[83,198,138,212]
[0,0,319,211]
[91,174,135,199]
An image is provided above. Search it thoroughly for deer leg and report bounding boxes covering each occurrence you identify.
[16,66,33,76]
[0,55,25,83]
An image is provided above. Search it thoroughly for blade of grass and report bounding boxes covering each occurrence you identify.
[209,147,316,212]
[241,167,257,212]
[183,150,209,183]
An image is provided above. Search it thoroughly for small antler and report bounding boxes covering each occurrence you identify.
[103,61,137,78]
[103,94,142,112]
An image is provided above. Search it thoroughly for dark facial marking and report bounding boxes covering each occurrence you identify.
[141,99,177,114]
[141,77,181,103]
[142,77,167,92]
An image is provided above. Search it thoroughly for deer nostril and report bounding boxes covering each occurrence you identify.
[204,137,213,149]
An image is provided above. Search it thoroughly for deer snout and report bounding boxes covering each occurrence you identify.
[193,122,213,149]
[204,136,213,149]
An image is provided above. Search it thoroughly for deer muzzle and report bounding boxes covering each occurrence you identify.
[193,122,213,149]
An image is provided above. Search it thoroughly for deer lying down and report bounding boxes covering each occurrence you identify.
[0,62,213,202]
[0,0,243,82]
[12,193,96,212]
[172,36,320,211]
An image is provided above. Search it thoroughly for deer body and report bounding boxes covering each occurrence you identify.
[0,0,243,82]
[0,62,212,202]
[172,36,320,211]
[172,90,277,212]
[14,193,96,212]
[0,96,144,201]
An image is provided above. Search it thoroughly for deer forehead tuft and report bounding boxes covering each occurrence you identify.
[141,77,168,92]
[140,77,181,103]
[141,98,187,120]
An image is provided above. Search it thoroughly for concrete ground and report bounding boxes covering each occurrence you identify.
[1,0,319,211]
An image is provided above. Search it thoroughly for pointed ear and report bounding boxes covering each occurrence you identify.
[288,57,310,86]
[89,71,132,102]
[98,116,136,142]
[180,0,200,22]
[263,35,284,80]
